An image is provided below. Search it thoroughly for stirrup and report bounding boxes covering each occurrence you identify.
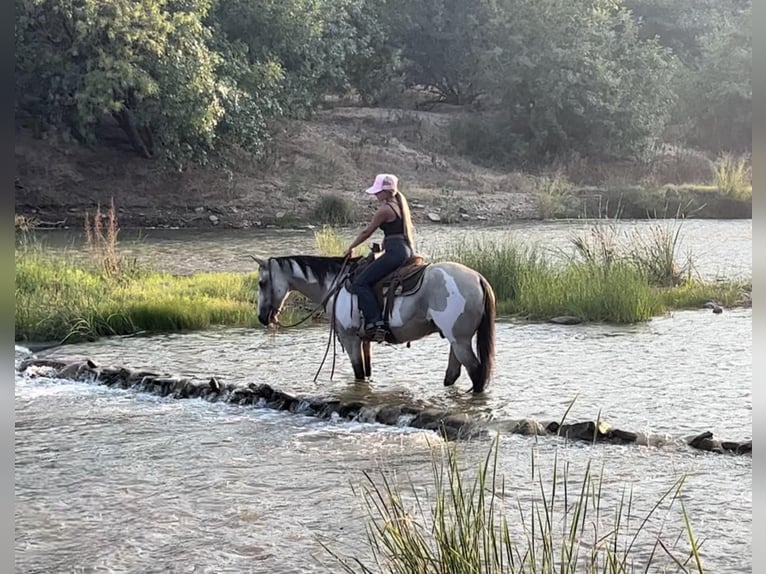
[364,321,388,343]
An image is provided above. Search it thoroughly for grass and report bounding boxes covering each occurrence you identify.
[15,220,749,343]
[323,438,704,573]
[315,224,348,256]
[713,153,751,200]
[15,247,265,343]
[437,221,747,323]
[534,173,576,219]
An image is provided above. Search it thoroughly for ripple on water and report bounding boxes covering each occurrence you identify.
[16,304,751,572]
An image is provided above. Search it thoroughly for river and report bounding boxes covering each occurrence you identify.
[15,219,752,573]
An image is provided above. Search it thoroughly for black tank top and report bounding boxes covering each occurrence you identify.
[379,202,405,236]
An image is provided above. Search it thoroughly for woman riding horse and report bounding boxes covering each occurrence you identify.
[343,174,416,342]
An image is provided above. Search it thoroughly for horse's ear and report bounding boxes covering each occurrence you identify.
[249,254,267,267]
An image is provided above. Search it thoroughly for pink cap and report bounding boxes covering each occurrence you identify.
[365,174,398,194]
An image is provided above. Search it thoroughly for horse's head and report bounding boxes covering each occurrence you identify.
[252,256,291,326]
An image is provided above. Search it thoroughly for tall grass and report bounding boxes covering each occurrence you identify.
[315,224,347,256]
[534,173,576,219]
[324,438,704,573]
[84,199,124,274]
[713,153,751,200]
[571,223,692,287]
[15,247,264,342]
[441,238,661,323]
[439,222,746,323]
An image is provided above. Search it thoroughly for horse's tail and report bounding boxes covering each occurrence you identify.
[475,275,496,393]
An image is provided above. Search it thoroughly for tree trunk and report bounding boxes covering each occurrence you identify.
[113,108,152,158]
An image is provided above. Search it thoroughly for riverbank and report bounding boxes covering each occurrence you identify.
[14,107,751,230]
[15,225,751,343]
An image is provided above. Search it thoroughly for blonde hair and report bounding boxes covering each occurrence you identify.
[394,190,416,251]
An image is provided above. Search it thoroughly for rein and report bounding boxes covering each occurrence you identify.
[251,254,353,380]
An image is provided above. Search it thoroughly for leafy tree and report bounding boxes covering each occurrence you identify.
[479,0,678,160]
[382,0,495,105]
[15,0,282,165]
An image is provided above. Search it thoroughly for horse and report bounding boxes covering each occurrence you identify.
[251,254,496,393]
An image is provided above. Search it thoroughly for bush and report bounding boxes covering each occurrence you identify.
[314,194,355,225]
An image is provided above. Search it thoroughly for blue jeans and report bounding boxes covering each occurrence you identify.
[352,238,412,325]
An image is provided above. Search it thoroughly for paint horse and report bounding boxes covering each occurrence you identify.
[252,253,496,393]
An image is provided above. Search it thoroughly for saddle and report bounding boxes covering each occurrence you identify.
[345,248,430,323]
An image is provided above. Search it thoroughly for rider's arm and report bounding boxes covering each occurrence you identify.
[344,205,393,256]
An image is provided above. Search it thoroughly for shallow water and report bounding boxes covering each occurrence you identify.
[16,307,752,573]
[15,219,752,573]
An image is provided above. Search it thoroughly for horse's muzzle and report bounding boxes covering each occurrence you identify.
[258,309,277,326]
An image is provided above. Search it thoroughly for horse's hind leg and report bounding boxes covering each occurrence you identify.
[362,339,372,378]
[451,339,483,392]
[444,345,461,386]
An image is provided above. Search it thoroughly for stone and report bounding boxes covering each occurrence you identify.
[606,428,639,444]
[411,408,450,430]
[549,316,583,325]
[338,401,365,419]
[688,431,724,454]
[208,214,220,225]
[555,421,612,442]
[375,405,403,426]
[427,212,441,222]
[194,206,205,213]
[712,305,723,314]
[512,419,546,435]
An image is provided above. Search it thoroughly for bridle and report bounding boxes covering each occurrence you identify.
[251,254,355,381]
[251,254,353,329]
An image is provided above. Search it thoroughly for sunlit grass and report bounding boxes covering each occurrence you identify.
[437,221,748,323]
[324,438,704,573]
[713,153,752,200]
[15,247,264,342]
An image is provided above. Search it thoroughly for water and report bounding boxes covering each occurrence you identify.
[15,220,752,573]
[31,218,752,280]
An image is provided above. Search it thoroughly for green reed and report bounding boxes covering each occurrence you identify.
[438,222,747,324]
[15,247,268,343]
[323,438,705,574]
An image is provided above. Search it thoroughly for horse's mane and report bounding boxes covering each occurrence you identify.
[274,255,361,285]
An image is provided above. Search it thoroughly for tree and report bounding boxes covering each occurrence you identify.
[481,0,678,160]
[15,0,282,165]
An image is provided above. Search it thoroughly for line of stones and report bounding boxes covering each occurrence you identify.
[19,358,752,456]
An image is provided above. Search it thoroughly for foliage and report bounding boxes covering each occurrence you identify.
[313,194,355,226]
[324,438,705,573]
[14,0,752,164]
[14,0,282,165]
[627,0,751,153]
[382,0,496,105]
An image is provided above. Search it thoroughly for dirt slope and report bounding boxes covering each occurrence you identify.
[14,106,539,229]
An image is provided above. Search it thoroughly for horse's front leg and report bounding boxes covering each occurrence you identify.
[362,339,372,378]
[339,331,366,380]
